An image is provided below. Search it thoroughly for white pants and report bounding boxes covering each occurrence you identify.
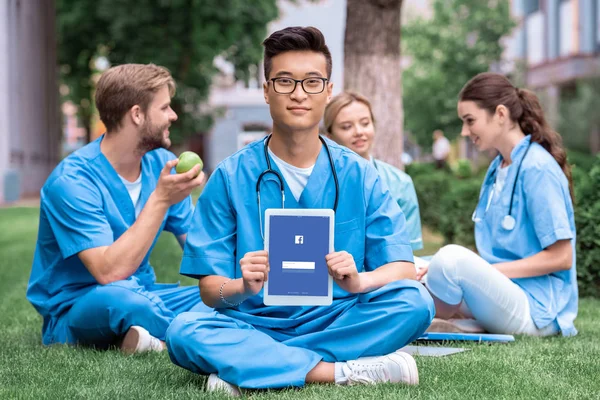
[425,245,559,336]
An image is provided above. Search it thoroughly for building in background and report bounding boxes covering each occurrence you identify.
[0,0,61,205]
[500,0,600,152]
[61,101,87,156]
[204,0,430,171]
[0,0,435,203]
[203,0,346,172]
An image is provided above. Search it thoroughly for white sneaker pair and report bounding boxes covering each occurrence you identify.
[120,326,164,354]
[205,350,418,396]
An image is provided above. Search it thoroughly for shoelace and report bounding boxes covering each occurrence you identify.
[148,336,163,352]
[342,361,389,385]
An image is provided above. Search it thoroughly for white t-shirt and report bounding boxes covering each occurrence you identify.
[268,148,314,202]
[433,137,450,160]
[494,165,509,199]
[119,173,143,218]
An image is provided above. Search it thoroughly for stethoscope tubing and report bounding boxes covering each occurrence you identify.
[257,134,339,240]
[472,141,532,231]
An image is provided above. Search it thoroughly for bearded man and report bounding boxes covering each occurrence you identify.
[27,63,210,354]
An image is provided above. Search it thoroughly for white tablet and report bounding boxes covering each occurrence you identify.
[263,208,334,306]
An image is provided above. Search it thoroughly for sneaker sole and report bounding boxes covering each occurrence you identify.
[394,351,419,385]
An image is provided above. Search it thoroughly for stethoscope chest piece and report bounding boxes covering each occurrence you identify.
[473,140,532,233]
[501,215,516,231]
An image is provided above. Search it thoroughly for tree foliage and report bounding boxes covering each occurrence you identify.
[559,78,600,154]
[57,0,278,144]
[402,0,515,148]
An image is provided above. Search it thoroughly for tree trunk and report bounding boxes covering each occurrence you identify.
[344,0,404,169]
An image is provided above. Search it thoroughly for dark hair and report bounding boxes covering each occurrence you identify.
[459,72,574,204]
[262,26,332,80]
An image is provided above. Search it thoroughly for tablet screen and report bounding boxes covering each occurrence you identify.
[267,215,330,297]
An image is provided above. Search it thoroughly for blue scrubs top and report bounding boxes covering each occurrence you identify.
[27,136,194,340]
[473,135,577,336]
[181,136,414,327]
[373,158,423,250]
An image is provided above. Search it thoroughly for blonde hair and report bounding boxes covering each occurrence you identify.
[323,91,375,135]
[95,63,176,132]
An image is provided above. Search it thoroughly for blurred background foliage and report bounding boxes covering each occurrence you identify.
[57,0,278,145]
[558,78,600,154]
[402,0,515,148]
[408,151,600,298]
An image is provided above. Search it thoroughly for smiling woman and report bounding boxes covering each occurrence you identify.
[423,72,578,338]
[324,91,424,252]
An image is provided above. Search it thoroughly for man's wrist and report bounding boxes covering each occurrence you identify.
[220,279,247,307]
[357,272,373,293]
[148,191,171,212]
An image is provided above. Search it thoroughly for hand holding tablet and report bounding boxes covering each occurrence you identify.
[240,250,270,296]
[263,209,334,306]
[325,251,362,293]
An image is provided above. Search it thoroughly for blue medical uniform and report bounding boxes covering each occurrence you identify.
[373,158,423,250]
[473,135,577,336]
[26,136,209,347]
[166,137,434,389]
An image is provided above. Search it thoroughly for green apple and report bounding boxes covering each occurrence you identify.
[176,151,203,176]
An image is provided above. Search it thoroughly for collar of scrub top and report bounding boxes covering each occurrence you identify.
[472,135,533,231]
[370,156,380,171]
[256,133,340,241]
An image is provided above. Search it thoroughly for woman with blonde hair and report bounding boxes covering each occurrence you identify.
[324,92,423,251]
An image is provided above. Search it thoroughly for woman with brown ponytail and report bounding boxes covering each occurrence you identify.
[418,72,577,337]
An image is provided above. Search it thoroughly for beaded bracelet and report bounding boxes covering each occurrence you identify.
[219,279,244,307]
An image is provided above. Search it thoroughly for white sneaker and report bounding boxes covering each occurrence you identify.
[206,374,242,397]
[338,351,419,386]
[120,326,164,354]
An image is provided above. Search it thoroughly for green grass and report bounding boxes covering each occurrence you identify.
[1,207,599,399]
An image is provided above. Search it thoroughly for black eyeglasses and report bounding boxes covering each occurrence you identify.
[269,77,328,94]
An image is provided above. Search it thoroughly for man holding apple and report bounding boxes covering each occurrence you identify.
[27,63,209,354]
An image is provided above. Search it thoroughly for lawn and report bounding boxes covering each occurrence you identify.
[1,207,599,399]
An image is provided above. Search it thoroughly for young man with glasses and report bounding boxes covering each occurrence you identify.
[166,26,434,394]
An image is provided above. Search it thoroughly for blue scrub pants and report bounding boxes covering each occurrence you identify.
[166,280,434,389]
[53,276,211,348]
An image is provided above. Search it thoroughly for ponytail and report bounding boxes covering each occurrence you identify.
[516,88,575,205]
[459,72,575,205]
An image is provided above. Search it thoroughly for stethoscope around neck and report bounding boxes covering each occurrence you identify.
[256,134,340,240]
[472,142,532,231]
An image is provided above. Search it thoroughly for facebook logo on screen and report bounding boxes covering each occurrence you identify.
[269,216,330,296]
